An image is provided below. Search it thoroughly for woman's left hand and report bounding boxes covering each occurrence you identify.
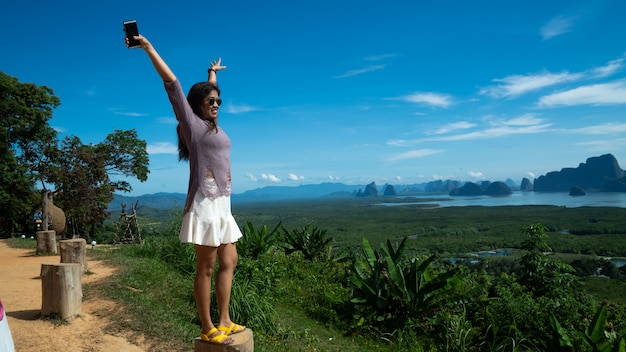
[210,58,227,72]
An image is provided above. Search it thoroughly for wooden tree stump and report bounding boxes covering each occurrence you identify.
[59,239,87,274]
[194,329,254,352]
[36,230,57,255]
[40,263,82,321]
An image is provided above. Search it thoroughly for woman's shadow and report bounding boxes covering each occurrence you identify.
[7,309,40,321]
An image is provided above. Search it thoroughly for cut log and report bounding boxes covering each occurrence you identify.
[40,263,82,321]
[59,239,87,274]
[36,230,57,255]
[194,329,254,352]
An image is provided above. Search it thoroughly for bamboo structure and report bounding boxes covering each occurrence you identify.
[114,201,143,244]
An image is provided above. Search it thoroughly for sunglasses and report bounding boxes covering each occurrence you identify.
[206,97,223,106]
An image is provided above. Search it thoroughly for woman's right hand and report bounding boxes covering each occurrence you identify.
[125,34,152,51]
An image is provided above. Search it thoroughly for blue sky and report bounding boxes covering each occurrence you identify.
[2,0,626,196]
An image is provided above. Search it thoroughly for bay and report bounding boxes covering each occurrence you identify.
[385,191,626,208]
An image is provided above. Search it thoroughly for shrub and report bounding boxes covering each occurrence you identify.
[281,224,333,261]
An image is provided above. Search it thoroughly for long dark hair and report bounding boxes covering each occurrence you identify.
[177,82,221,161]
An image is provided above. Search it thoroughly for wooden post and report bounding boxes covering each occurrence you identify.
[59,239,87,274]
[36,230,57,255]
[194,329,254,352]
[40,263,82,321]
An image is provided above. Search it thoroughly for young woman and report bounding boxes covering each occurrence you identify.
[127,34,245,345]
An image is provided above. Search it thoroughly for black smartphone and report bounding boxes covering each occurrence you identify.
[123,20,140,48]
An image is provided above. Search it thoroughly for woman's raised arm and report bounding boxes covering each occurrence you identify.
[207,58,226,84]
[127,34,176,82]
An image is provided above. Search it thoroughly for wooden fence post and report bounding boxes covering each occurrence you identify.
[59,239,87,274]
[36,230,57,255]
[40,263,82,321]
[194,329,254,352]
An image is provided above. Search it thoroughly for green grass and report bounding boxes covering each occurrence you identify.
[85,246,199,351]
[6,236,38,249]
[84,242,398,352]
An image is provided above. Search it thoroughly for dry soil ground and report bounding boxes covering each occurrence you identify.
[0,239,149,352]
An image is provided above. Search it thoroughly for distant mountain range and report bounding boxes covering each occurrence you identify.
[108,153,626,210]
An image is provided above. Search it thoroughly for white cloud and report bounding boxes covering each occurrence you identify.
[335,64,386,79]
[158,117,177,124]
[501,113,544,126]
[590,58,625,78]
[437,124,552,141]
[537,81,626,107]
[388,149,442,162]
[431,121,476,135]
[328,175,340,181]
[468,171,484,178]
[364,54,398,61]
[261,173,281,182]
[575,138,626,152]
[246,173,258,182]
[112,111,148,117]
[480,71,581,98]
[527,172,536,179]
[398,92,453,108]
[431,174,453,181]
[288,173,304,181]
[388,115,552,145]
[147,142,177,154]
[568,122,626,135]
[541,15,575,40]
[225,103,259,114]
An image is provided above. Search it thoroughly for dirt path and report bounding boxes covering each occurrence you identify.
[0,239,148,352]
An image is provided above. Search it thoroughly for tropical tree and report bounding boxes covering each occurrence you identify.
[0,144,39,237]
[41,131,149,238]
[0,71,59,237]
[1,71,149,239]
[519,223,577,297]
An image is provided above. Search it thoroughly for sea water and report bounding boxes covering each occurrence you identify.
[383,191,626,208]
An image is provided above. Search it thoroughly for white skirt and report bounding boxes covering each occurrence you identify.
[179,191,243,247]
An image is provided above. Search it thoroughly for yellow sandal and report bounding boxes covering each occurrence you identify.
[200,327,233,345]
[217,322,246,335]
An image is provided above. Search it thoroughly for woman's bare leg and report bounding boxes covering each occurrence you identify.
[194,244,234,343]
[215,243,239,326]
[194,244,231,338]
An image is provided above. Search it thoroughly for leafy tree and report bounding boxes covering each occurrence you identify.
[1,71,149,239]
[0,144,39,237]
[519,223,577,297]
[41,131,149,238]
[0,71,59,237]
